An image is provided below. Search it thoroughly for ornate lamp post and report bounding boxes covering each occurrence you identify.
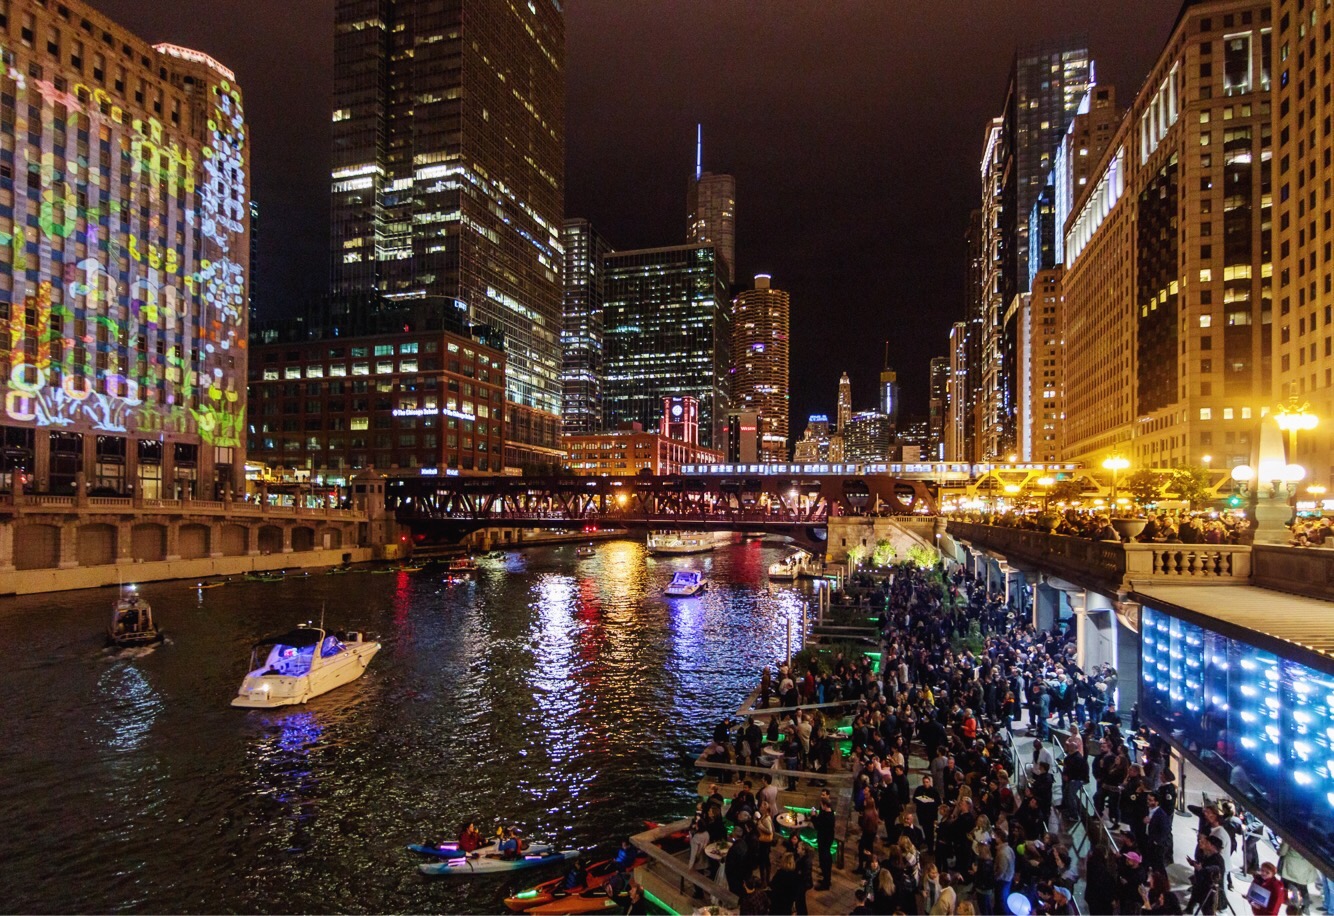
[1102,455,1130,507]
[1275,397,1318,461]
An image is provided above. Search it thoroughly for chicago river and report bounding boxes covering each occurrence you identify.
[0,539,802,913]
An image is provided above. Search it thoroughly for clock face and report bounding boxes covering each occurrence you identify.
[672,404,683,417]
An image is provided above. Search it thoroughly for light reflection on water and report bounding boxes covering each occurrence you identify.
[0,539,808,913]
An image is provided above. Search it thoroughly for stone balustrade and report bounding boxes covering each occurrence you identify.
[1,494,360,520]
[946,521,1253,594]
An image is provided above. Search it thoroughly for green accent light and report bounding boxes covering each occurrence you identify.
[515,890,540,899]
[643,888,681,916]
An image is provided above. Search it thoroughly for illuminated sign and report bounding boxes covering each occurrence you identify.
[153,43,237,80]
[391,407,477,421]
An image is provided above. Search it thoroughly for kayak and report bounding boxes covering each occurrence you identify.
[408,839,554,860]
[504,855,645,911]
[419,848,579,876]
[527,891,624,915]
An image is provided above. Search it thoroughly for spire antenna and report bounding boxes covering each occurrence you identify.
[695,123,702,180]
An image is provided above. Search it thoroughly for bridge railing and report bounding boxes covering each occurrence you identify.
[947,521,1252,592]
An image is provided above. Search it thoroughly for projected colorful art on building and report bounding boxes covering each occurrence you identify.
[0,36,248,450]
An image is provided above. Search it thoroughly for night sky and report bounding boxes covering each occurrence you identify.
[96,0,1179,433]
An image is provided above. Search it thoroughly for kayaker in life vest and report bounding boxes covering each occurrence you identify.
[498,827,521,859]
[458,821,482,853]
[562,856,588,890]
[612,838,637,870]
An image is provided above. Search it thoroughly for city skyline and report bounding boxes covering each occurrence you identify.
[89,0,1180,433]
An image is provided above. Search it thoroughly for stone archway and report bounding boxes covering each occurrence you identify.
[291,526,315,552]
[257,525,283,555]
[14,523,60,570]
[219,524,248,556]
[178,524,210,559]
[131,524,167,562]
[77,523,117,567]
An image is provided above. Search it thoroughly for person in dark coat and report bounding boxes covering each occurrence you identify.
[813,797,837,891]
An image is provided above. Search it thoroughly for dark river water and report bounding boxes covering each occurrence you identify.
[0,538,808,914]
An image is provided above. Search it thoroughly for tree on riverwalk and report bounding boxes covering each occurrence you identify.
[871,538,896,567]
[1167,466,1213,509]
[1125,469,1165,507]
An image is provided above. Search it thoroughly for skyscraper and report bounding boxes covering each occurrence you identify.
[879,353,900,427]
[836,373,853,434]
[989,40,1092,457]
[928,356,950,459]
[0,1,250,498]
[560,219,612,435]
[731,274,790,462]
[602,245,731,449]
[329,0,565,426]
[687,126,737,287]
[1062,0,1273,469]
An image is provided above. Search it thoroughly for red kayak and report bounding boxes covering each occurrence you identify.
[503,854,645,912]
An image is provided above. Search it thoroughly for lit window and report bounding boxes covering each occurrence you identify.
[351,417,369,431]
[284,366,301,379]
[1200,408,1213,420]
[306,365,324,378]
[263,368,278,381]
[1200,315,1213,327]
[1241,407,1252,419]
[1223,408,1234,420]
[352,362,370,376]
[376,360,393,374]
[330,364,348,378]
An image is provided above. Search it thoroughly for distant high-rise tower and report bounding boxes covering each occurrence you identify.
[603,245,732,449]
[561,219,612,434]
[836,373,852,435]
[732,275,790,462]
[879,348,900,427]
[928,356,950,459]
[687,125,736,287]
[329,0,565,426]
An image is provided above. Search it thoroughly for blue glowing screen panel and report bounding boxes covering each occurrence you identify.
[1141,605,1334,869]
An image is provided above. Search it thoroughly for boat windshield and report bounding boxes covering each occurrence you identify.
[669,571,700,586]
[252,642,315,676]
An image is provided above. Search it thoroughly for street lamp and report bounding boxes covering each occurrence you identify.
[1037,476,1055,511]
[1275,397,1319,461]
[1102,455,1130,505]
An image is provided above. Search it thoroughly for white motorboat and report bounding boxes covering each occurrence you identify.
[232,625,380,708]
[664,570,707,597]
[646,531,719,556]
[575,544,597,558]
[107,588,163,647]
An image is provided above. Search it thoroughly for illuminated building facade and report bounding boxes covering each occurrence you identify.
[731,274,789,461]
[0,1,249,497]
[836,372,852,434]
[1274,0,1334,481]
[1063,0,1273,469]
[946,322,969,461]
[979,118,1007,460]
[879,360,900,428]
[928,355,949,459]
[560,218,611,435]
[845,411,894,463]
[687,128,736,287]
[329,0,565,458]
[727,410,760,464]
[989,40,1091,458]
[792,414,830,463]
[248,306,505,479]
[1016,269,1065,463]
[564,422,722,477]
[603,244,731,449]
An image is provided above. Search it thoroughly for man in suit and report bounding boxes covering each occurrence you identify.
[1145,791,1174,870]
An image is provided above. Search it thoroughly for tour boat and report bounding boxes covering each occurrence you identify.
[575,544,597,558]
[646,531,718,555]
[107,590,163,647]
[231,625,380,708]
[664,570,707,597]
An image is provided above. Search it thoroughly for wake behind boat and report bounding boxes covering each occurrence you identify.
[232,625,380,708]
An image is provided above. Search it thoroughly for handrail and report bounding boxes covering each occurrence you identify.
[692,754,854,784]
[629,819,739,911]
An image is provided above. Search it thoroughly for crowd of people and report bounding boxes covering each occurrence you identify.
[687,560,1330,916]
[962,509,1253,545]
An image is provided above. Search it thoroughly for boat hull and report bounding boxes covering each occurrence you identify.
[232,642,380,708]
[419,848,579,876]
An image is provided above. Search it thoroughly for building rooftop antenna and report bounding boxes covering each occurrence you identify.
[695,123,702,181]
